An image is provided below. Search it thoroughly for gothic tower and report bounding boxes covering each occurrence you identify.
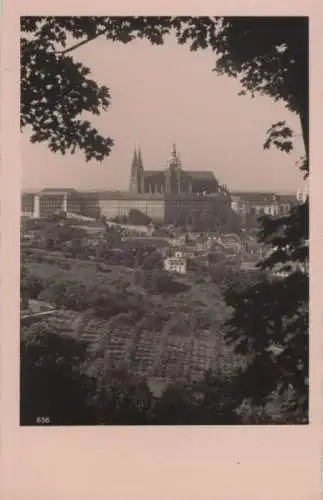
[129,149,138,192]
[129,148,144,193]
[165,143,182,194]
[137,148,145,193]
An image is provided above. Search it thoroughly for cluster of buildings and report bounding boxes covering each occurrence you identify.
[22,144,305,225]
[163,231,265,276]
[230,190,305,219]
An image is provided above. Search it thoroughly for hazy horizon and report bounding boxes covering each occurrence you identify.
[22,33,306,193]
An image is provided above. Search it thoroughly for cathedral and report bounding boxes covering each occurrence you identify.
[129,144,221,196]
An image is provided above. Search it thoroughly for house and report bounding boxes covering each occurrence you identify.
[164,255,188,274]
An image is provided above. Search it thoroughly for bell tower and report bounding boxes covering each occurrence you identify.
[165,143,182,194]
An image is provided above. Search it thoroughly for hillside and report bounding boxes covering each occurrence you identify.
[21,250,245,386]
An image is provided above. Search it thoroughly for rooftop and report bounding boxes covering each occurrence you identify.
[143,169,217,182]
[231,191,296,203]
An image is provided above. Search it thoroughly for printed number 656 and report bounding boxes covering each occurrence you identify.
[36,416,50,424]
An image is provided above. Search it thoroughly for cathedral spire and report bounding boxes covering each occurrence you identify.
[129,147,141,193]
[137,147,143,169]
[131,148,138,169]
[137,147,145,193]
[172,142,177,160]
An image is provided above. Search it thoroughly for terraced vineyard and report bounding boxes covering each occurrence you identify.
[40,305,242,384]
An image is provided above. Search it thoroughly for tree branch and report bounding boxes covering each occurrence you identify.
[56,27,110,55]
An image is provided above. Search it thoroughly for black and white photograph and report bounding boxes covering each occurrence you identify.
[20,16,309,426]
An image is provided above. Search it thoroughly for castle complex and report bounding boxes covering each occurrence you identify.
[22,145,229,225]
[21,144,299,224]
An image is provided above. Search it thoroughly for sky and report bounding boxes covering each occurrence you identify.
[22,33,305,193]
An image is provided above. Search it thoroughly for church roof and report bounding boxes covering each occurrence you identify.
[143,170,217,181]
[144,170,165,178]
[185,171,217,181]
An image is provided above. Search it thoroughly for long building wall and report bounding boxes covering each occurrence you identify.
[21,189,298,224]
[21,191,166,222]
[93,198,165,221]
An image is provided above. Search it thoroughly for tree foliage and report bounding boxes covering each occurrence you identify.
[258,200,308,274]
[128,209,152,226]
[212,18,308,144]
[21,18,112,161]
[224,270,308,417]
[222,197,308,422]
[21,322,96,424]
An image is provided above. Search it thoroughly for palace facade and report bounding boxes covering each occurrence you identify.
[21,189,229,226]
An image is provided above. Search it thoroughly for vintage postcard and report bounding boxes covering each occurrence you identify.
[1,3,321,500]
